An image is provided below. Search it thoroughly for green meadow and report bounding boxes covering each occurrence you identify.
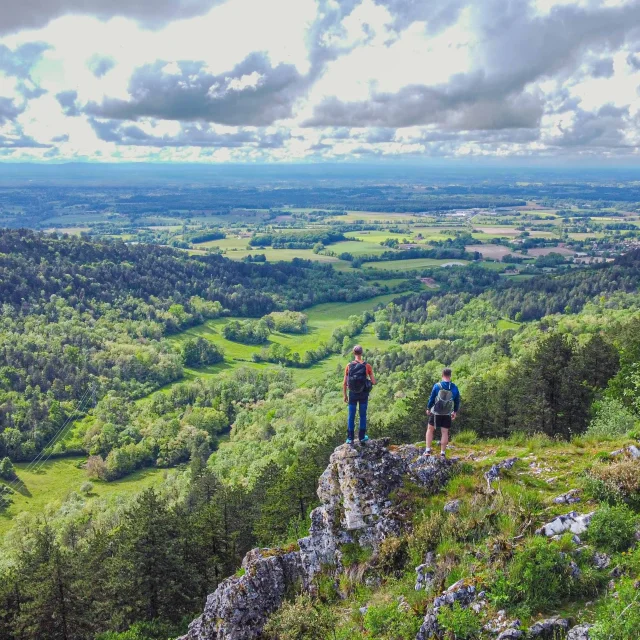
[0,458,168,535]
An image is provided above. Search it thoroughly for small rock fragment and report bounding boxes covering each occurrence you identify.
[528,617,570,638]
[444,499,461,514]
[553,489,581,505]
[567,623,593,640]
[593,552,611,570]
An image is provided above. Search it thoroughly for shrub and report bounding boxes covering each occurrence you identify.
[263,594,336,640]
[363,602,422,639]
[408,510,445,564]
[587,397,637,439]
[0,457,16,480]
[86,455,108,480]
[585,504,638,553]
[588,459,640,508]
[340,542,373,567]
[590,578,640,640]
[491,537,573,613]
[437,602,482,639]
[95,619,188,640]
[373,537,408,575]
[80,481,94,495]
[455,430,478,445]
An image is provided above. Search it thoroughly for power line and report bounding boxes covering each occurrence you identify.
[0,386,93,498]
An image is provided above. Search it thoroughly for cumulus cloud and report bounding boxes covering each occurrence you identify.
[0,0,224,35]
[552,104,632,150]
[89,118,290,148]
[56,90,81,116]
[84,53,310,126]
[306,1,640,130]
[304,79,544,130]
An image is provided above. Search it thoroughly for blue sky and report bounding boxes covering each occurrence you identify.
[0,0,639,162]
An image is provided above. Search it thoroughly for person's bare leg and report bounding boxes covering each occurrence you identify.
[426,424,435,453]
[440,428,449,454]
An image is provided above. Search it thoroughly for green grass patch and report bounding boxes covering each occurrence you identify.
[0,457,167,535]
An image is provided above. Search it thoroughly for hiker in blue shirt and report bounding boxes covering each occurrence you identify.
[425,368,460,458]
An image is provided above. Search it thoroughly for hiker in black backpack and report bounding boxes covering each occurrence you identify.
[425,368,460,458]
[343,345,376,445]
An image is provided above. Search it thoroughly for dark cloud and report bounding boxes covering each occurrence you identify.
[628,52,640,70]
[0,0,223,35]
[88,55,116,78]
[0,97,23,123]
[0,131,50,148]
[305,1,640,130]
[553,105,631,149]
[56,90,81,116]
[304,78,544,131]
[89,118,289,148]
[85,53,308,125]
[590,58,614,79]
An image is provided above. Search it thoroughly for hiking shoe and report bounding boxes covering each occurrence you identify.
[359,435,369,444]
[440,451,446,459]
[345,438,354,445]
[423,448,432,457]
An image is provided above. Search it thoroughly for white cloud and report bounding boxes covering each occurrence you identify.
[0,0,639,162]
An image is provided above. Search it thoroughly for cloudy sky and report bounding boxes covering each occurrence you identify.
[0,0,639,162]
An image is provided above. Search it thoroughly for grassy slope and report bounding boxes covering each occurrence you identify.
[322,433,640,637]
[0,458,168,535]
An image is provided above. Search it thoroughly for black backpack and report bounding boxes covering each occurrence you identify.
[348,361,369,394]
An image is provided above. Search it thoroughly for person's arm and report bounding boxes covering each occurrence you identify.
[368,364,376,385]
[343,368,349,403]
[426,384,438,414]
[452,385,461,418]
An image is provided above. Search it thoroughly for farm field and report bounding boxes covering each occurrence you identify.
[527,246,576,257]
[0,458,168,535]
[466,244,523,259]
[225,248,344,263]
[362,258,469,271]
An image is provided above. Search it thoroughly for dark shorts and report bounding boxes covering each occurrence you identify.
[428,414,452,429]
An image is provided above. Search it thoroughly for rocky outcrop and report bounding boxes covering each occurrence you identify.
[181,549,304,640]
[181,439,455,640]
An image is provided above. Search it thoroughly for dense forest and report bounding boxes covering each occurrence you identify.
[0,230,391,461]
[0,234,639,639]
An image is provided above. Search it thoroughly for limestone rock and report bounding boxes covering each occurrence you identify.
[536,511,595,537]
[497,630,524,640]
[444,499,461,513]
[593,552,611,570]
[484,457,518,490]
[182,439,455,640]
[528,617,570,638]
[567,624,592,640]
[553,489,581,505]
[180,549,304,640]
[416,580,479,639]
